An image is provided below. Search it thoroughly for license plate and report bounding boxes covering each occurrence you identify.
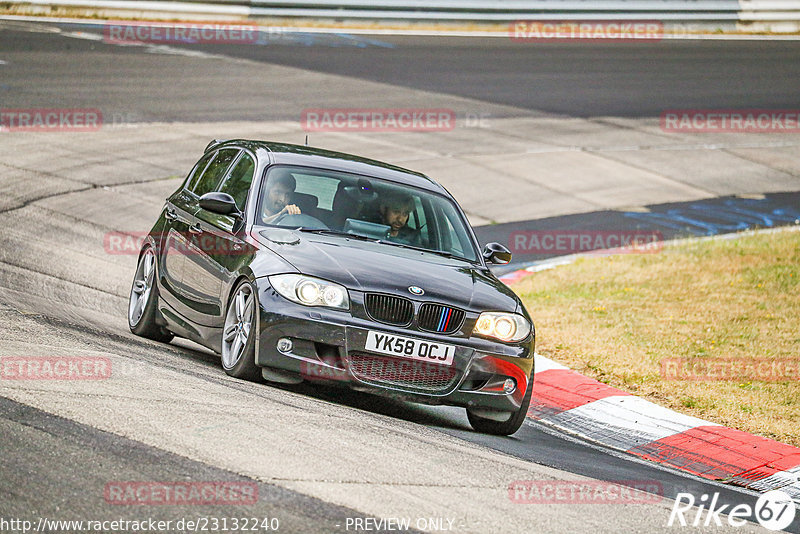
[364,331,455,366]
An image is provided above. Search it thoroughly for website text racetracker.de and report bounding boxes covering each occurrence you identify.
[0,517,279,533]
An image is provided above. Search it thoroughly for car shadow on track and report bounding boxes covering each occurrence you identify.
[167,338,473,433]
[277,380,474,432]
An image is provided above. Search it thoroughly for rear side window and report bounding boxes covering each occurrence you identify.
[218,153,255,210]
[185,152,215,191]
[191,149,239,197]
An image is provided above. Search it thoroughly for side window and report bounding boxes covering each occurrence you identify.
[218,153,255,211]
[192,149,239,197]
[185,152,215,191]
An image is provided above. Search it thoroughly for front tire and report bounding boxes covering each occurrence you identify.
[467,375,533,436]
[221,280,261,382]
[128,246,173,343]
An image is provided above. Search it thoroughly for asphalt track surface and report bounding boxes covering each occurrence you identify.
[1,20,798,533]
[180,37,800,119]
[0,23,799,120]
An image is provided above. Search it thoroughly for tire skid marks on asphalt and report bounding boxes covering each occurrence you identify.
[530,354,800,503]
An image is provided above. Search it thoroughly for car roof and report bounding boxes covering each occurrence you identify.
[209,139,448,195]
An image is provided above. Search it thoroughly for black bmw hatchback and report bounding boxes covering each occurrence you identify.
[129,140,535,435]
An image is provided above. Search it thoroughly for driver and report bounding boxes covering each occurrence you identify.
[262,171,301,224]
[379,192,420,245]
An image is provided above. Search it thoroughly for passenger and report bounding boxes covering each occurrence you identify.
[379,192,420,245]
[262,171,301,224]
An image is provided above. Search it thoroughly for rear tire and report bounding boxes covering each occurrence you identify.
[466,374,533,436]
[128,246,173,343]
[221,280,261,382]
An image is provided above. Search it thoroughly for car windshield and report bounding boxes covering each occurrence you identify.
[257,165,479,262]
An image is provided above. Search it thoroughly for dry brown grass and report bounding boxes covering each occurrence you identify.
[513,228,800,446]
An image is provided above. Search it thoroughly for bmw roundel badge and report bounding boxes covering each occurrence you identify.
[408,286,424,295]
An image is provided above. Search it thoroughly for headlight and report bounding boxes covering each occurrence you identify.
[269,274,350,310]
[473,312,531,342]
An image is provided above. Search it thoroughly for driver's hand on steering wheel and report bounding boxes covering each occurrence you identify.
[262,203,302,224]
[282,204,301,216]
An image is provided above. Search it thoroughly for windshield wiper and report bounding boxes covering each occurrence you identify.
[380,241,449,255]
[296,228,379,242]
[380,240,477,263]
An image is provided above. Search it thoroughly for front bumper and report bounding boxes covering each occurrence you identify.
[254,278,534,413]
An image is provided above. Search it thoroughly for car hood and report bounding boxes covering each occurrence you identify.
[255,228,519,312]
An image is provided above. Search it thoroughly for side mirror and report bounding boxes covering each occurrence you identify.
[482,242,512,265]
[199,192,241,217]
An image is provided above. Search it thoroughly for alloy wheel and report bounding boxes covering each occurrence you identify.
[222,284,254,369]
[129,248,155,327]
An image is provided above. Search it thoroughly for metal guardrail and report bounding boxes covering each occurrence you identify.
[7,0,800,26]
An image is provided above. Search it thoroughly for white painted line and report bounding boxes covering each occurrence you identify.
[62,31,103,41]
[524,257,576,273]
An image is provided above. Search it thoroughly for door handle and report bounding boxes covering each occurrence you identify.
[189,223,203,235]
[165,208,177,221]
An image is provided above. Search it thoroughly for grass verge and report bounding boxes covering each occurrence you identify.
[513,228,800,447]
